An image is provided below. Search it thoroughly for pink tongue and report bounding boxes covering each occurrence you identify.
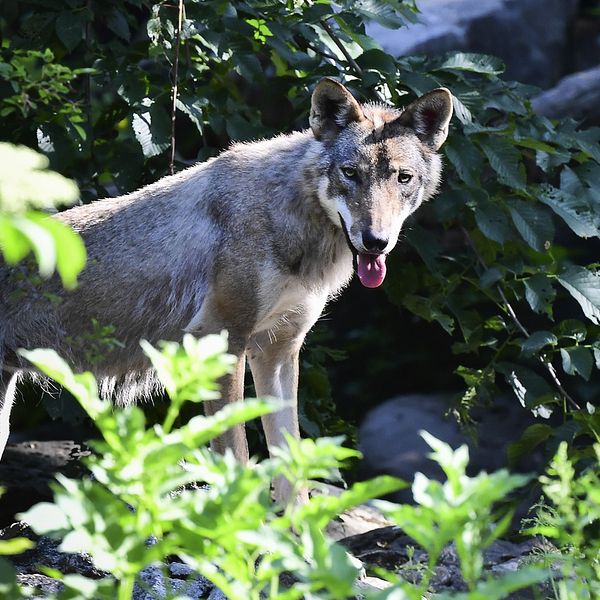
[357,254,387,288]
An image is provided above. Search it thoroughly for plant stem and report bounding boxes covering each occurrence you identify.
[117,575,134,600]
[319,18,363,77]
[169,0,184,175]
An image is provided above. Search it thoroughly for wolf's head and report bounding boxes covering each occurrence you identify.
[310,78,453,288]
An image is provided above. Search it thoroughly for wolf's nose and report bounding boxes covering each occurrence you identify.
[362,230,388,253]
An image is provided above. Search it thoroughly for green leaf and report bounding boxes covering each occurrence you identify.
[558,266,600,325]
[538,184,599,239]
[402,294,455,334]
[524,273,555,316]
[560,347,593,380]
[507,199,554,252]
[0,214,30,264]
[435,52,505,75]
[0,537,35,555]
[356,49,397,74]
[479,138,526,190]
[507,423,554,465]
[107,8,130,41]
[557,318,587,342]
[480,267,503,288]
[405,223,442,271]
[473,200,515,244]
[444,134,482,187]
[177,95,208,132]
[9,213,56,277]
[27,213,86,289]
[117,72,148,106]
[0,143,79,213]
[19,349,105,419]
[131,98,170,158]
[55,12,85,51]
[18,502,69,535]
[573,126,600,163]
[436,568,549,600]
[451,94,473,125]
[352,0,407,28]
[496,363,556,415]
[521,331,557,356]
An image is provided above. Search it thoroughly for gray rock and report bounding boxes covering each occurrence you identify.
[367,0,579,87]
[133,565,168,600]
[532,65,600,125]
[168,561,196,578]
[17,573,63,597]
[0,440,89,528]
[133,563,214,600]
[207,587,228,600]
[358,394,539,503]
[340,527,552,597]
[4,524,105,580]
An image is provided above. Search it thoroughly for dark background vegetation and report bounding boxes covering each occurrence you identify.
[2,0,600,479]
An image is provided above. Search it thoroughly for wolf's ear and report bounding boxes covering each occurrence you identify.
[394,88,453,151]
[310,78,365,141]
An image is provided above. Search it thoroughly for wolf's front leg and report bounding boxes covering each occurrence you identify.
[247,335,308,505]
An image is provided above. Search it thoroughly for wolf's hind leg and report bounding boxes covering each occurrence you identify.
[203,348,249,463]
[0,372,18,460]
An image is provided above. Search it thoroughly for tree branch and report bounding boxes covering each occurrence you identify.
[169,0,184,175]
[319,18,363,77]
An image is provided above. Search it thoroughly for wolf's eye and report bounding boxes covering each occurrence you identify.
[398,172,413,184]
[341,166,358,179]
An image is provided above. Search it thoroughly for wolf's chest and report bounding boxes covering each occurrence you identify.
[252,250,353,336]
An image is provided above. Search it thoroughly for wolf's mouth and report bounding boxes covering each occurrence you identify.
[338,213,387,289]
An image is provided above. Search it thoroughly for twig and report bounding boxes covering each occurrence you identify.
[460,226,581,411]
[319,18,363,77]
[169,0,184,175]
[85,0,92,143]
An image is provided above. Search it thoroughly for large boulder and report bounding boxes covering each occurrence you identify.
[357,394,539,503]
[532,64,600,125]
[367,0,580,88]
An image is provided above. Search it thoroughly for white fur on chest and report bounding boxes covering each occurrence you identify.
[253,255,352,336]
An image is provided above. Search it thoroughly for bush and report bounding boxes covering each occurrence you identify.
[12,334,546,599]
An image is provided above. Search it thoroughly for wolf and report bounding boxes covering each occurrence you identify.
[0,78,452,502]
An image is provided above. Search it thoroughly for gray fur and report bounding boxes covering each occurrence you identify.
[0,79,452,501]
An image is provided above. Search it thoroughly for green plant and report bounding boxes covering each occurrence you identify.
[18,333,404,600]
[0,142,85,288]
[525,441,600,599]
[6,333,551,599]
[373,433,547,599]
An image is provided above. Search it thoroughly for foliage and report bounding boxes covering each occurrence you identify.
[16,334,395,600]
[525,441,600,599]
[375,433,545,598]
[0,143,85,288]
[7,333,547,599]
